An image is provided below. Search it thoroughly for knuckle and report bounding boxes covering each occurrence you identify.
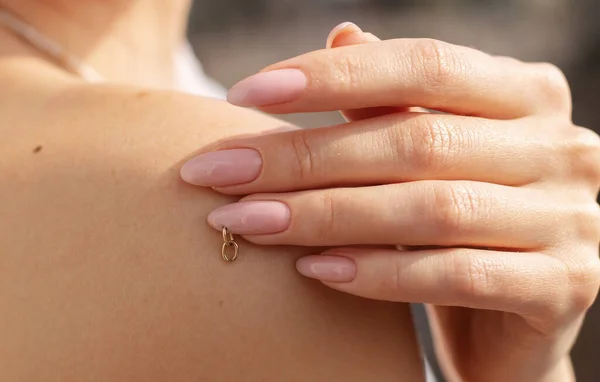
[525,260,568,321]
[380,254,414,300]
[383,121,409,170]
[407,117,454,173]
[389,256,407,297]
[537,62,570,94]
[562,126,600,186]
[429,183,481,235]
[330,54,364,93]
[445,252,493,303]
[570,203,600,243]
[412,39,468,89]
[288,131,316,183]
[561,257,600,312]
[318,189,341,240]
[530,62,572,111]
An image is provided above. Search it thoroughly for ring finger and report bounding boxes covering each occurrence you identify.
[206,181,565,249]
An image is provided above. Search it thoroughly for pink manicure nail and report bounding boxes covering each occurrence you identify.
[180,149,262,187]
[296,256,356,283]
[227,69,307,107]
[207,201,291,235]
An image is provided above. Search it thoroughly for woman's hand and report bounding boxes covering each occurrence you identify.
[180,24,600,381]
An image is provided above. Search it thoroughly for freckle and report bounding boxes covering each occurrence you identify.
[218,300,224,307]
[136,91,149,99]
[33,145,43,153]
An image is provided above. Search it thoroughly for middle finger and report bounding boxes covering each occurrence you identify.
[181,113,557,194]
[206,181,565,249]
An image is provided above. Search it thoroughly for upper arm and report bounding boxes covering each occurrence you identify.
[0,85,424,381]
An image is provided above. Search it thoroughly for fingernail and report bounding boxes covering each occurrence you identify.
[227,69,307,107]
[180,148,262,187]
[296,256,356,283]
[208,201,291,235]
[326,22,363,48]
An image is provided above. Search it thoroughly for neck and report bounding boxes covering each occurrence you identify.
[0,0,191,87]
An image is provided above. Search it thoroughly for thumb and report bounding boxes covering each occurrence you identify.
[326,22,381,49]
[325,23,409,121]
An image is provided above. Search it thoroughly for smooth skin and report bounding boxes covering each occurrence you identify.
[0,59,424,382]
[181,23,600,382]
[0,5,425,382]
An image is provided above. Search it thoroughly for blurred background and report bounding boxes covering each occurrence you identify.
[187,1,599,380]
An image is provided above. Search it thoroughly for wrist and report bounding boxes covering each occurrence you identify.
[540,357,575,382]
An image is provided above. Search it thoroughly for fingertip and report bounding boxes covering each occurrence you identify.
[227,69,307,107]
[207,200,291,235]
[296,255,357,283]
[180,148,263,187]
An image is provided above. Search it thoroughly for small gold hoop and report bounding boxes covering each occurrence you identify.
[221,227,239,262]
[221,241,240,262]
[222,226,234,244]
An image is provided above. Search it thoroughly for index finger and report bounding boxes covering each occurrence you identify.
[227,38,570,119]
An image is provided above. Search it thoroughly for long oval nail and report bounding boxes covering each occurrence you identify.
[180,148,262,187]
[296,255,356,283]
[208,201,291,235]
[227,69,307,107]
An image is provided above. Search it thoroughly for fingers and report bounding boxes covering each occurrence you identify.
[180,113,555,193]
[205,181,565,249]
[227,37,571,119]
[294,247,588,318]
[297,244,600,321]
[325,22,413,122]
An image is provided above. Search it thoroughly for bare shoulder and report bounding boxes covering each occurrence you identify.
[0,79,424,381]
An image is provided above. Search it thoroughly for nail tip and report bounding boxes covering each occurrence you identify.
[180,165,198,185]
[180,166,209,187]
[227,69,307,108]
[226,90,248,107]
[207,201,291,236]
[180,149,262,187]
